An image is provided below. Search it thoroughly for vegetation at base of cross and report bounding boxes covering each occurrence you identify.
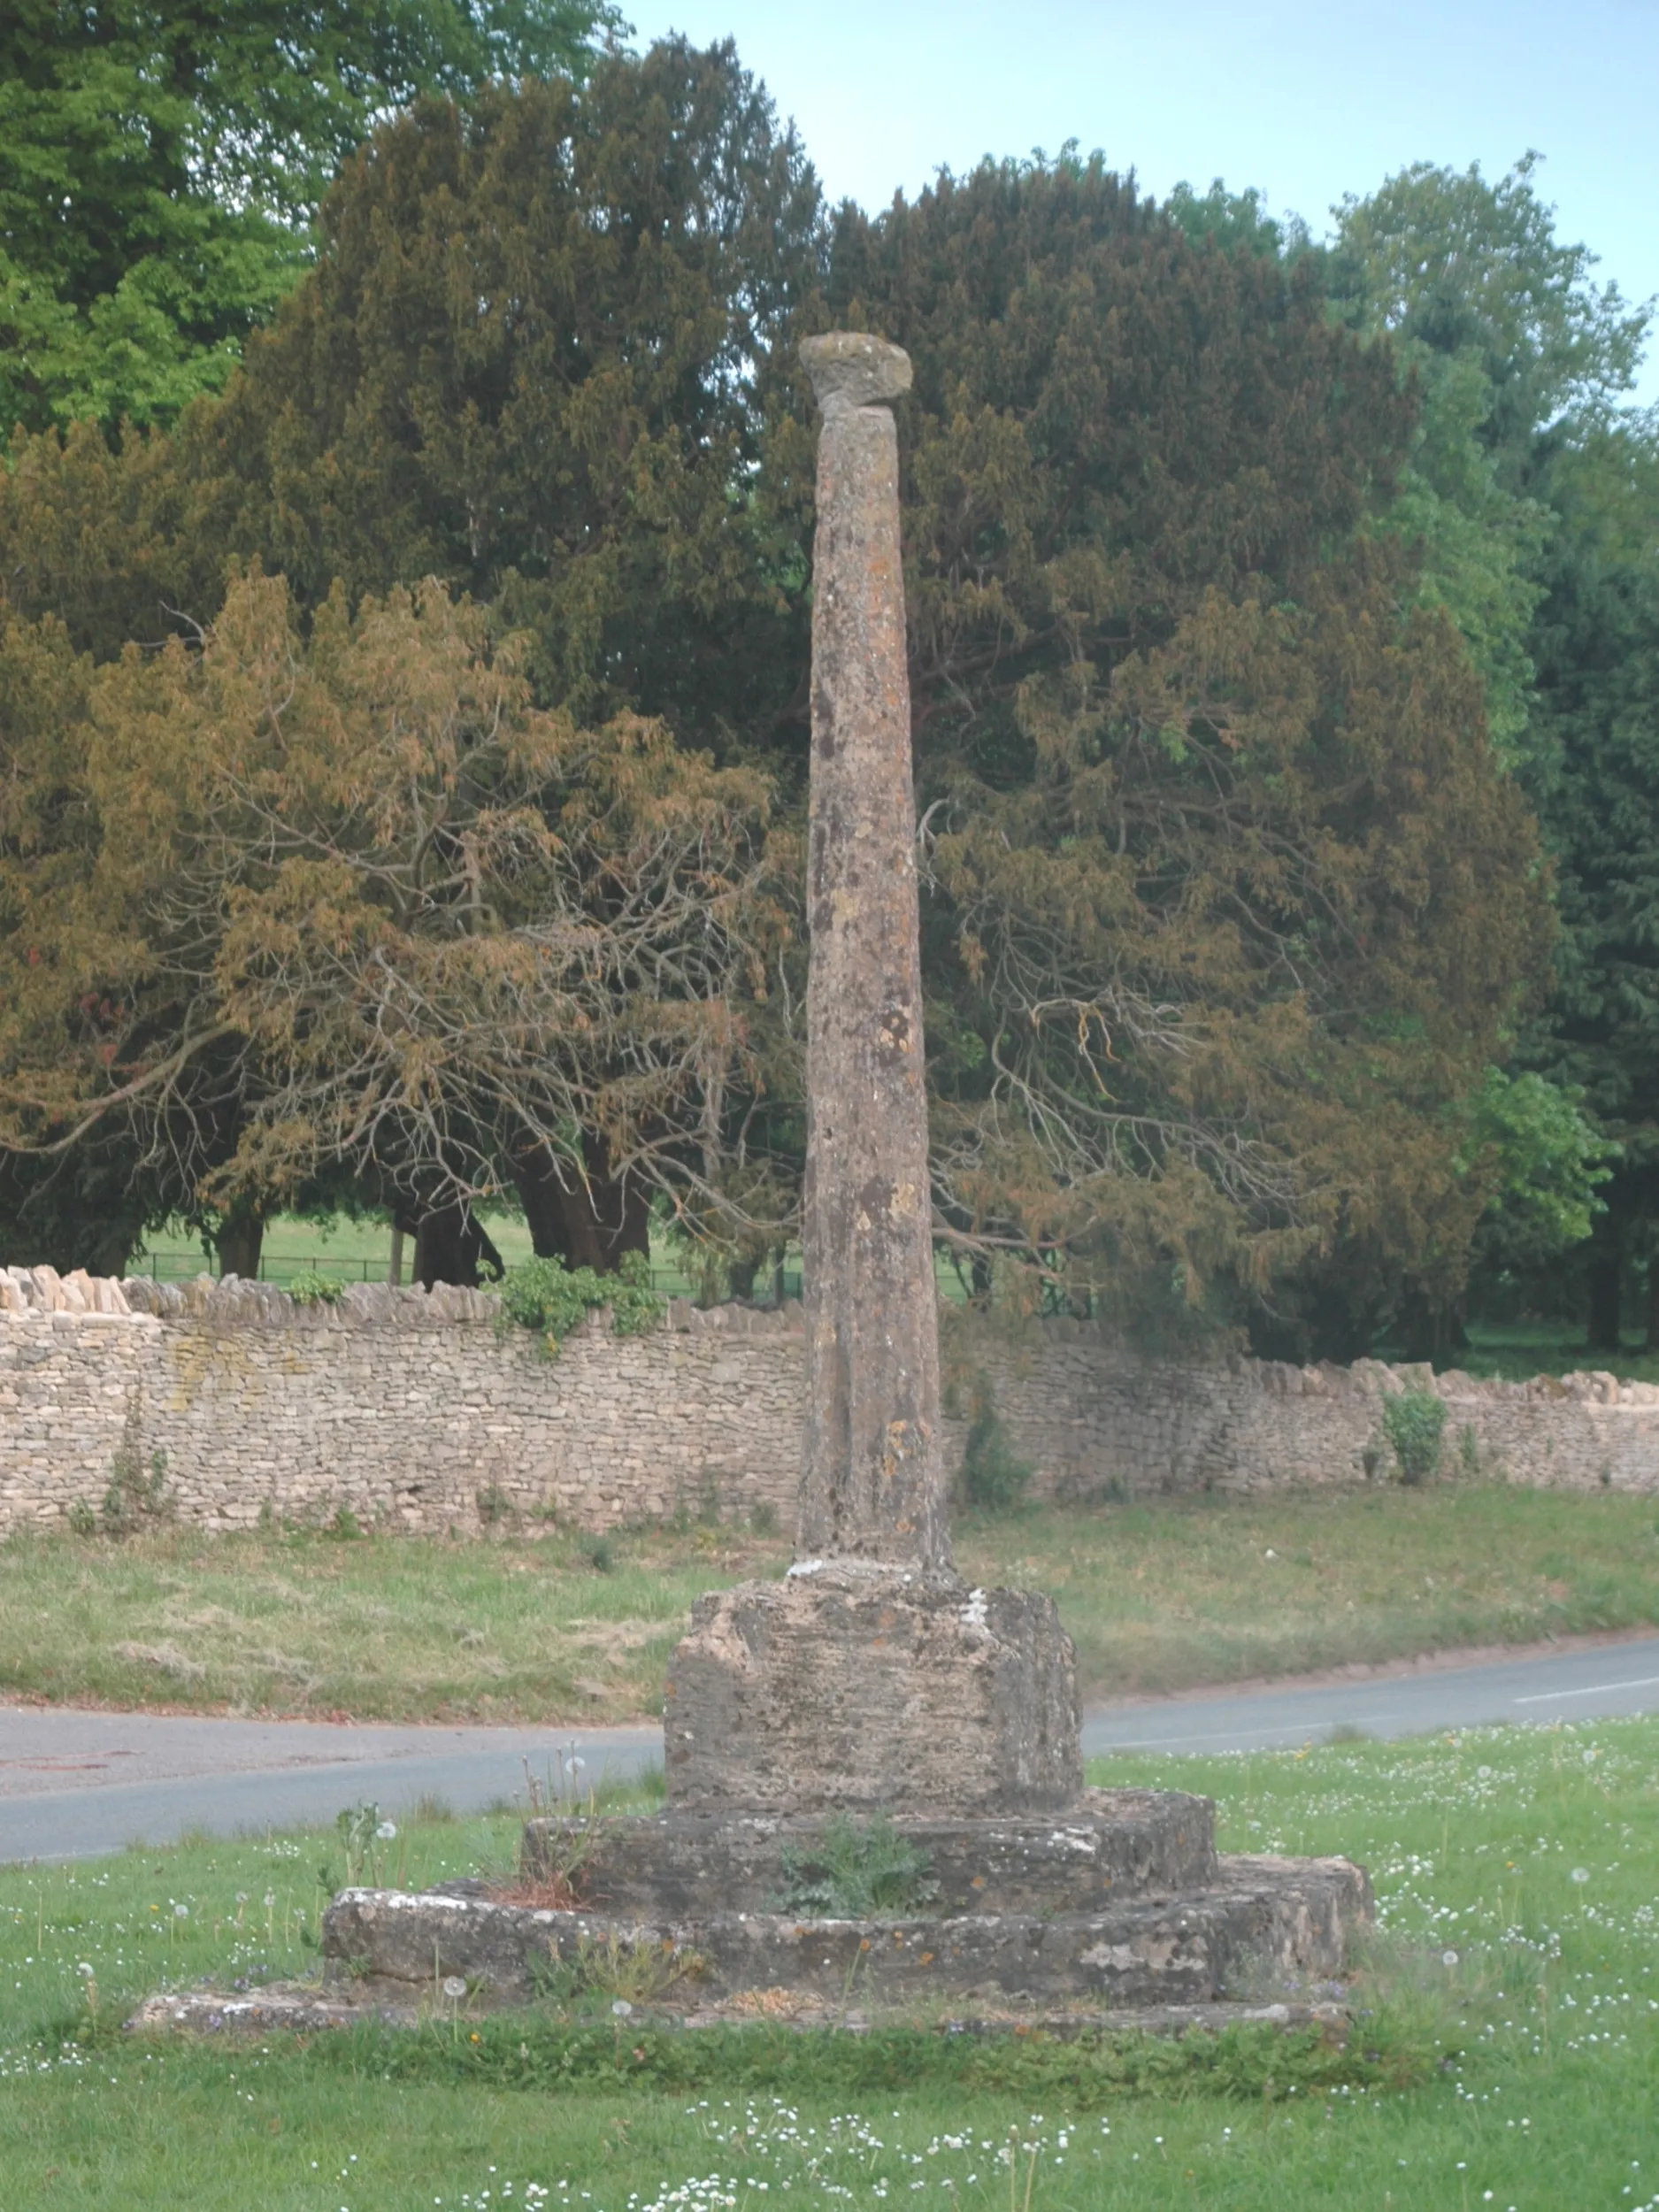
[6,1490,1659,1723]
[4,1722,1658,2207]
[775,1816,941,1918]
[495,1252,666,1355]
[0,28,1655,1367]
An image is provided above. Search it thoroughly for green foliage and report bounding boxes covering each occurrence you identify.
[1509,417,1659,1333]
[1460,1066,1616,1271]
[333,2005,1433,2101]
[1,44,823,724]
[288,1268,347,1307]
[960,1388,1033,1513]
[0,0,620,437]
[1329,155,1650,757]
[497,1251,664,1356]
[1164,178,1310,260]
[775,1816,941,1919]
[1380,1389,1448,1486]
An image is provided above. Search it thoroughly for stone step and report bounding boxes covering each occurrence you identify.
[522,1786,1217,1917]
[322,1854,1369,2012]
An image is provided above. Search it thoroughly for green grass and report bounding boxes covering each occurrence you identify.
[1455,1320,1659,1386]
[4,1722,1657,2207]
[958,1486,1659,1701]
[6,1487,1659,1723]
[132,1213,716,1296]
[0,1519,781,1724]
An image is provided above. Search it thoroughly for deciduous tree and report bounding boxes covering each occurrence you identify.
[0,0,619,438]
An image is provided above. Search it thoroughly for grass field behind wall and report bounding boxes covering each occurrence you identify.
[4,1719,1657,2208]
[4,1487,1658,1724]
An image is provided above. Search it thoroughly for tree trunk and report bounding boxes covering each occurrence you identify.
[1586,1235,1624,1354]
[507,1135,650,1274]
[1646,1256,1659,1354]
[412,1202,504,1290]
[215,1200,265,1281]
[388,1225,405,1287]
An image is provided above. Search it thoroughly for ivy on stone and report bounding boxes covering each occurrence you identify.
[495,1251,664,1357]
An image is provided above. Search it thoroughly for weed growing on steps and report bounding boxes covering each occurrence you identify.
[775,1816,941,1917]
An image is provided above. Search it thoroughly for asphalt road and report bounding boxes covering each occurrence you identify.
[5,1632,1659,1863]
[0,1709,659,1864]
[1080,1632,1659,1755]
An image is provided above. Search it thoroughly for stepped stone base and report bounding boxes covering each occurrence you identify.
[320,1855,1370,2010]
[128,1981,1356,2041]
[522,1790,1217,1918]
[664,1567,1082,1813]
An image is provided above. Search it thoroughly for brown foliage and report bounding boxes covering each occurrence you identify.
[0,571,787,1238]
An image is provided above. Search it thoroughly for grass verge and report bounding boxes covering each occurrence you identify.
[3,1720,1656,2208]
[4,1486,1658,1722]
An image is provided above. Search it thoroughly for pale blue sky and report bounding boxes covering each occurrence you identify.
[630,0,1659,404]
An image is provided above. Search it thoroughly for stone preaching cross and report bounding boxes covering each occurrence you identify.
[298,336,1370,2030]
[664,334,1081,1814]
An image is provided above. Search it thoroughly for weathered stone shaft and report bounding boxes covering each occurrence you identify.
[797,334,949,1572]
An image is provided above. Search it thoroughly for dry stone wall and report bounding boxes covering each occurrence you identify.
[1,1266,1655,1536]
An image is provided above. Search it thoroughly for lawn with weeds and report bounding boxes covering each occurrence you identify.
[6,1487,1656,1723]
[3,1721,1657,2208]
[957,1486,1659,1700]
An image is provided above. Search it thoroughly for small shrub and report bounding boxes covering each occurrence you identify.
[749,1501,780,1539]
[496,1250,663,1358]
[1381,1388,1448,1486]
[961,1385,1033,1512]
[327,1503,363,1540]
[288,1269,347,1307]
[102,1398,171,1533]
[579,1532,616,1574]
[65,1498,98,1536]
[776,1815,940,1917]
[476,1482,511,1527]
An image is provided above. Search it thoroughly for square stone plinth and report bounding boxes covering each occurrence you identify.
[663,1567,1082,1814]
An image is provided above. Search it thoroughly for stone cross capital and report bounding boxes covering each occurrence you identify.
[801,331,912,418]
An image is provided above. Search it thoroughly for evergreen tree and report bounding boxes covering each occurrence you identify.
[826,155,1552,1350]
